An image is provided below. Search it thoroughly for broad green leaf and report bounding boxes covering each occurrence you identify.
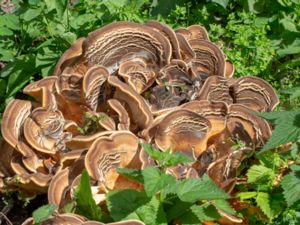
[258,110,300,153]
[246,165,274,183]
[236,192,258,200]
[142,167,176,197]
[32,204,57,223]
[61,201,76,213]
[212,199,236,215]
[281,170,300,207]
[0,14,20,30]
[22,8,43,21]
[0,27,13,36]
[74,170,102,221]
[211,0,229,9]
[0,79,7,98]
[190,203,220,222]
[116,167,144,183]
[176,175,230,202]
[279,17,298,33]
[162,150,193,167]
[107,189,149,221]
[256,192,273,219]
[0,48,14,61]
[277,38,300,57]
[60,32,77,45]
[165,198,193,222]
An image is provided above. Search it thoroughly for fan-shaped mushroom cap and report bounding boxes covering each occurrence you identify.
[231,76,279,112]
[196,76,233,104]
[48,158,84,208]
[23,108,67,154]
[83,22,172,73]
[21,213,85,225]
[65,131,114,150]
[1,100,32,148]
[187,25,210,41]
[181,100,228,134]
[23,76,57,104]
[227,104,272,148]
[85,131,141,190]
[146,20,181,59]
[107,99,130,130]
[108,76,153,131]
[175,33,195,63]
[0,139,14,177]
[83,66,110,111]
[189,40,225,78]
[118,59,156,94]
[53,37,86,76]
[150,109,212,159]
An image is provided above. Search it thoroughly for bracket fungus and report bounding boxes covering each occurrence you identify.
[0,21,279,224]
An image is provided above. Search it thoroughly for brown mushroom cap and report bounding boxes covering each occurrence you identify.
[21,213,85,225]
[108,76,153,132]
[82,66,110,111]
[0,139,15,177]
[187,25,210,41]
[82,220,145,225]
[189,40,226,78]
[118,59,156,94]
[150,109,212,159]
[83,21,172,72]
[175,33,195,63]
[107,99,130,130]
[227,104,272,148]
[196,76,233,104]
[55,73,83,102]
[85,131,141,190]
[23,108,66,154]
[231,76,279,112]
[1,100,32,148]
[225,60,235,78]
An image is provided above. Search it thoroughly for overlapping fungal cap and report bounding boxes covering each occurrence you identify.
[0,21,279,225]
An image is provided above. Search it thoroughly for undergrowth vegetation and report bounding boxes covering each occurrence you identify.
[1,0,300,224]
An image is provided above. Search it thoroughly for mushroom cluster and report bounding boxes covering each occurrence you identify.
[0,21,278,220]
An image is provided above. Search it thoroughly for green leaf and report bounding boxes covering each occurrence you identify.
[140,143,165,162]
[32,204,57,223]
[0,79,7,99]
[256,192,273,219]
[258,110,300,153]
[60,32,77,45]
[165,198,193,222]
[74,170,102,221]
[281,170,300,207]
[116,168,144,183]
[246,165,274,183]
[212,199,236,215]
[279,17,298,33]
[0,14,20,31]
[107,189,149,221]
[190,203,220,222]
[211,0,229,9]
[236,192,258,200]
[0,27,13,36]
[22,8,43,22]
[176,175,230,202]
[142,167,176,197]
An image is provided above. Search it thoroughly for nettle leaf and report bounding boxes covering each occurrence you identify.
[258,111,300,153]
[190,203,220,222]
[236,191,258,200]
[176,175,230,202]
[246,164,274,183]
[107,189,149,221]
[32,204,57,223]
[256,192,273,219]
[142,167,176,197]
[116,168,144,184]
[281,170,300,207]
[140,143,165,162]
[74,170,102,221]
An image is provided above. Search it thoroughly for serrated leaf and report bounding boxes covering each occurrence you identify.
[176,175,230,202]
[256,192,273,219]
[142,167,176,197]
[281,171,300,207]
[116,167,144,184]
[246,165,274,183]
[236,192,258,200]
[190,203,220,222]
[212,199,236,215]
[162,150,193,167]
[22,8,43,21]
[32,204,57,223]
[211,0,229,9]
[74,170,102,221]
[165,198,193,222]
[140,143,165,162]
[107,189,149,221]
[258,110,300,153]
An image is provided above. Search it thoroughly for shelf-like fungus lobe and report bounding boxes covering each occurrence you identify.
[0,21,279,225]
